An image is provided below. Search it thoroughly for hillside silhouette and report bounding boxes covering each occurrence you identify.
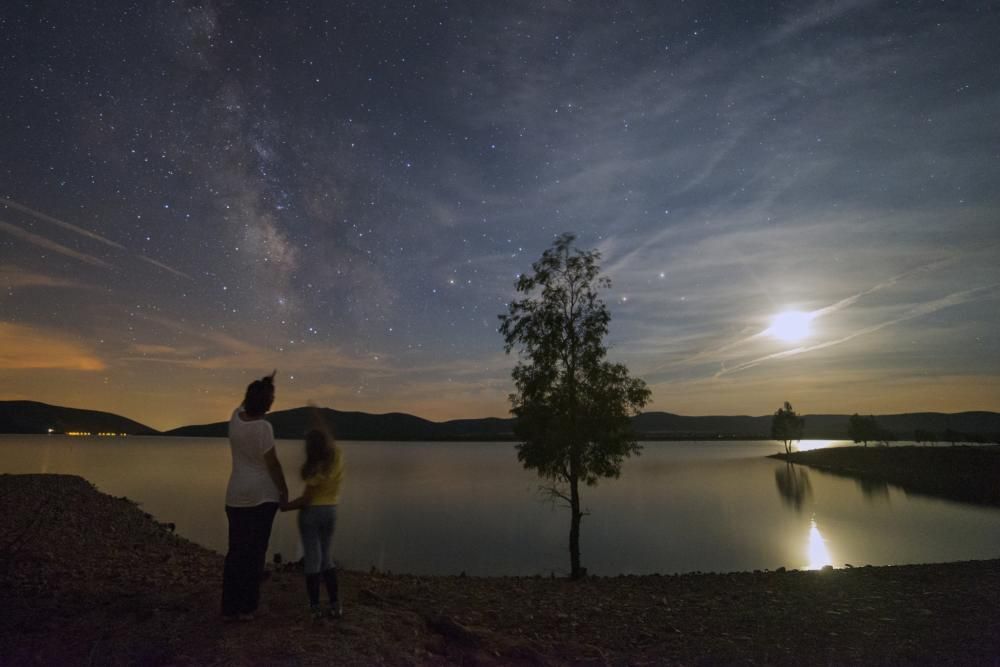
[2,401,998,442]
[0,401,157,435]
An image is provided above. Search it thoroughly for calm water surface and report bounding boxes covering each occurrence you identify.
[2,435,998,576]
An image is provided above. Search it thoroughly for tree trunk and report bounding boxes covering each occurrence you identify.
[569,475,583,579]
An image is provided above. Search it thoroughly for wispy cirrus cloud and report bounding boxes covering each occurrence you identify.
[0,198,192,280]
[716,283,1000,377]
[766,0,884,45]
[0,220,112,269]
[0,265,93,290]
[0,322,105,370]
[121,314,387,374]
[0,197,126,249]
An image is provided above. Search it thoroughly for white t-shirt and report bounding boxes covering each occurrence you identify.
[225,407,280,507]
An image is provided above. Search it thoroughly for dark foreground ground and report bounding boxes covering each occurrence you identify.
[1,474,998,665]
[774,444,1000,506]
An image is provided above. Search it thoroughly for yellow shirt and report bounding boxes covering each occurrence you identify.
[304,446,343,506]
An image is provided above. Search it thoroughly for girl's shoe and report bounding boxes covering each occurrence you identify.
[325,603,343,619]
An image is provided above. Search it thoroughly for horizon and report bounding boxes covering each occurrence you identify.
[4,397,999,434]
[2,2,999,431]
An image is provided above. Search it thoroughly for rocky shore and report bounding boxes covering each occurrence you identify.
[2,473,998,665]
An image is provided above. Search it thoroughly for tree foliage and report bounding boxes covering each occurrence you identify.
[771,401,804,454]
[499,233,650,578]
[848,414,893,446]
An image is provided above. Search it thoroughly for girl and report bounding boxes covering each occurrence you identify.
[283,420,344,619]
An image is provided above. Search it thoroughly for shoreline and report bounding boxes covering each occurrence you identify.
[3,473,999,664]
[773,444,1000,507]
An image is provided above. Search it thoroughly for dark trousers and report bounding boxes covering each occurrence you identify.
[222,502,278,616]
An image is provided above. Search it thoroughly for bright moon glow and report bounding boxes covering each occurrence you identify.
[768,310,813,342]
[796,439,836,452]
[806,518,833,570]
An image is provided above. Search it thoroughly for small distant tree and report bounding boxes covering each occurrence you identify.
[849,414,874,446]
[771,402,804,454]
[850,414,892,446]
[499,233,651,579]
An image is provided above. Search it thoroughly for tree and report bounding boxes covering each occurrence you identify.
[771,402,804,454]
[499,233,651,579]
[849,413,873,446]
[848,414,893,446]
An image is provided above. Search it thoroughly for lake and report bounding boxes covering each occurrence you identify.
[2,435,998,576]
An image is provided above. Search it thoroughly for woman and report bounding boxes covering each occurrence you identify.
[222,371,288,621]
[282,413,344,620]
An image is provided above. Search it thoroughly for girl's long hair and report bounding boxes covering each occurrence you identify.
[301,429,335,480]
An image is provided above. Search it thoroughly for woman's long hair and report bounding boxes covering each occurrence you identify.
[301,429,335,480]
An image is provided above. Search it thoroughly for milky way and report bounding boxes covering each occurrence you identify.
[2,1,998,429]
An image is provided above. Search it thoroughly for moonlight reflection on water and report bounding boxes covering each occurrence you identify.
[807,517,833,570]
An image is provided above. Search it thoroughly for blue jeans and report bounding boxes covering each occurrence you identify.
[298,504,337,575]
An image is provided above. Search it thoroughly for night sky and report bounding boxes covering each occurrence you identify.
[2,1,998,430]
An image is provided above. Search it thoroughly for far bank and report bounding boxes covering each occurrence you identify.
[4,400,1000,442]
[773,444,1000,507]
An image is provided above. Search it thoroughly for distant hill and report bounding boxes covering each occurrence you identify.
[3,400,998,443]
[165,408,1000,442]
[165,407,518,441]
[0,401,158,435]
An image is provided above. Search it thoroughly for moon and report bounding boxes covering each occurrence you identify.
[768,310,812,343]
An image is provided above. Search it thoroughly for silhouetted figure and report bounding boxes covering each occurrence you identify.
[282,409,344,620]
[774,461,813,511]
[221,371,288,621]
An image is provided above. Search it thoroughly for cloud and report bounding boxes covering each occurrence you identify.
[647,252,970,373]
[0,197,126,249]
[0,265,93,289]
[138,255,193,281]
[0,322,106,370]
[122,314,386,374]
[128,342,200,357]
[716,283,1000,376]
[1,198,192,279]
[766,0,883,45]
[0,220,112,269]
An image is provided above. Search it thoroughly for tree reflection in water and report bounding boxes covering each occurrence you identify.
[774,462,813,511]
[854,475,890,501]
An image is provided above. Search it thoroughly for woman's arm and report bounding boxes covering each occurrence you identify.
[281,484,315,511]
[263,447,289,504]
